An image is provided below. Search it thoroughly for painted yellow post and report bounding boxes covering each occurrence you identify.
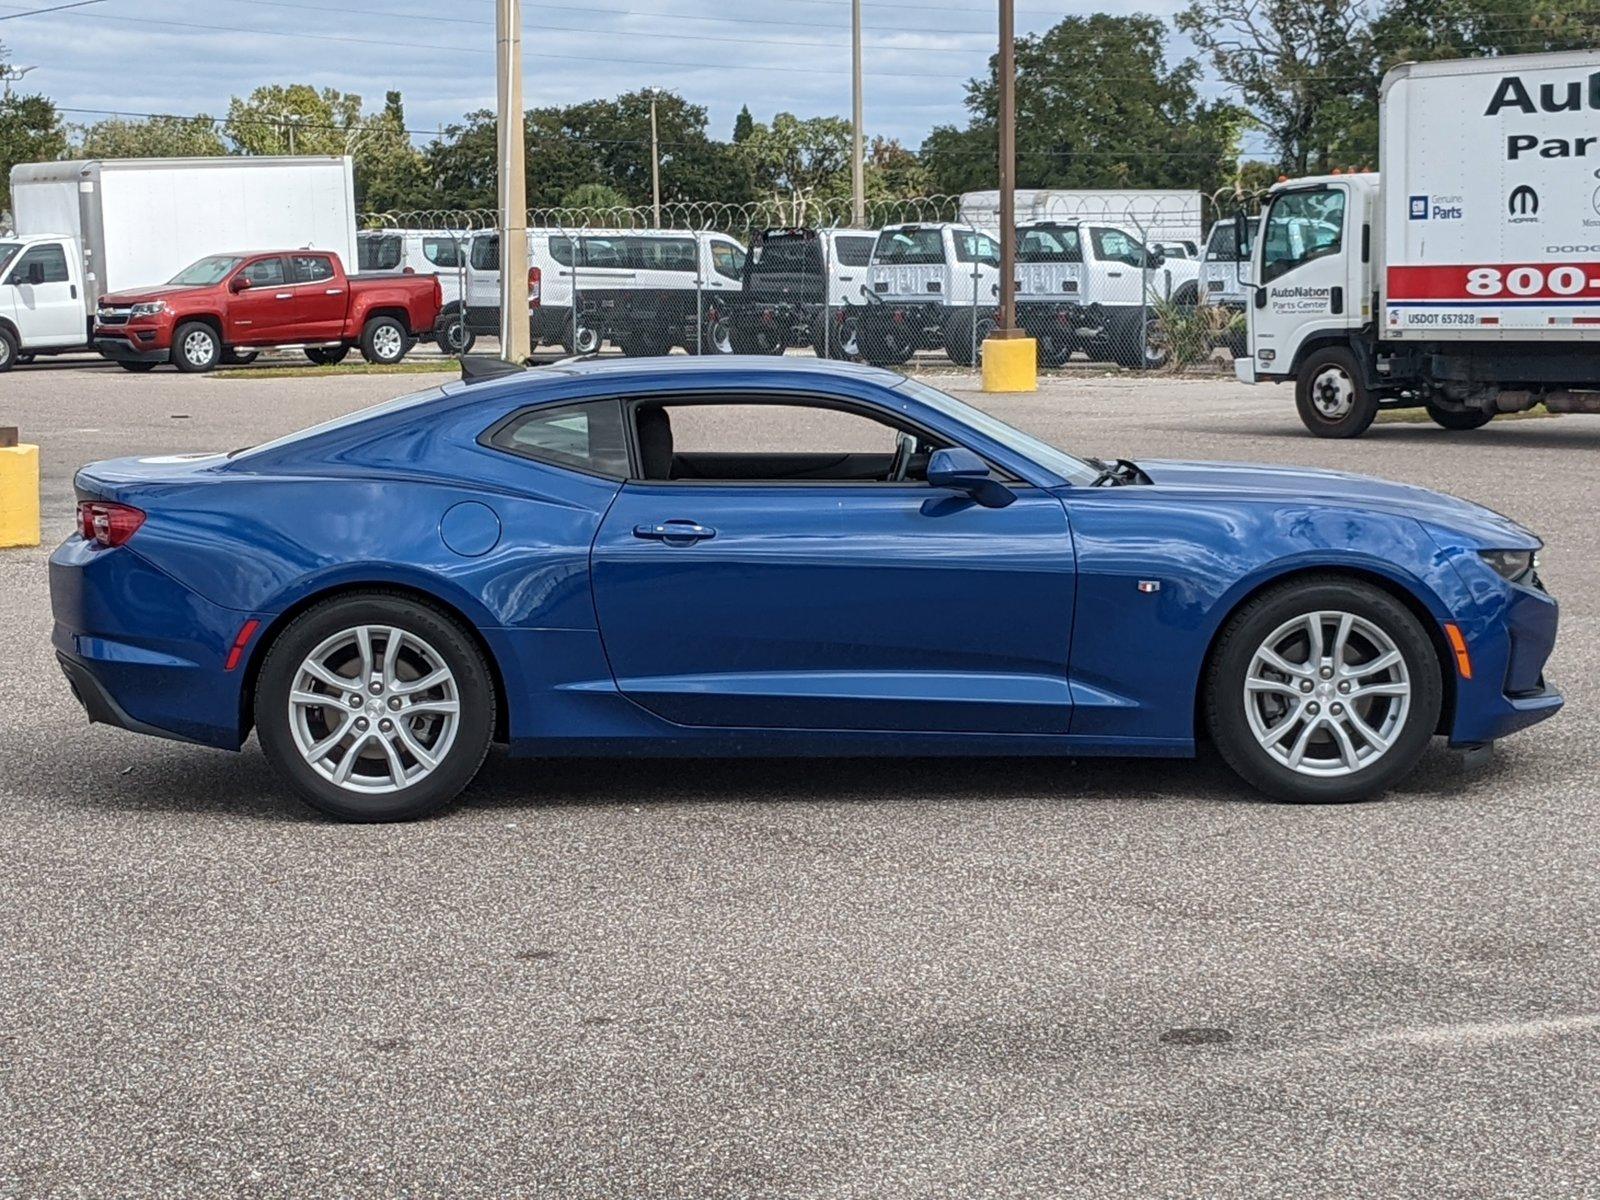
[982,335,1037,392]
[0,428,41,549]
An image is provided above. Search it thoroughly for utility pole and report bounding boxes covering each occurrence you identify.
[496,0,531,363]
[850,0,864,228]
[649,92,662,229]
[996,0,1017,340]
[2,65,37,100]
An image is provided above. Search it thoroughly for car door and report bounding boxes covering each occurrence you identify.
[287,253,346,341]
[589,397,1077,735]
[5,241,84,346]
[226,256,292,345]
[1088,227,1146,307]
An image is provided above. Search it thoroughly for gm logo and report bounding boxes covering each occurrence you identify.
[1409,195,1429,220]
[1509,185,1540,216]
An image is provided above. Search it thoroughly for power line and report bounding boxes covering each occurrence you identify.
[0,0,103,17]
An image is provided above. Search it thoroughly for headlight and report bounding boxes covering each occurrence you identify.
[1479,548,1538,583]
[130,301,169,318]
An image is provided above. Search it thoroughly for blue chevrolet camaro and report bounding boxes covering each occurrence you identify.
[50,358,1561,821]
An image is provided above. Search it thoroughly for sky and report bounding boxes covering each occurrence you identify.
[0,0,1210,151]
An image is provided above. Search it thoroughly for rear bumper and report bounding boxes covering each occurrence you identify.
[49,536,253,750]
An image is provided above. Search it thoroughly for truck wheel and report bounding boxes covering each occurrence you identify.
[697,313,734,356]
[173,322,222,373]
[0,327,16,373]
[617,331,674,357]
[1173,280,1199,307]
[731,324,786,355]
[858,310,915,366]
[436,316,475,356]
[1112,315,1170,369]
[1295,348,1378,438]
[306,346,351,366]
[561,317,601,356]
[811,314,860,360]
[361,317,411,365]
[943,310,996,367]
[1425,402,1495,431]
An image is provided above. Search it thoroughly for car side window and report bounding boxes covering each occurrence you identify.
[711,241,745,280]
[13,243,70,284]
[241,258,287,287]
[290,255,336,285]
[1261,188,1345,284]
[487,400,630,478]
[423,238,462,268]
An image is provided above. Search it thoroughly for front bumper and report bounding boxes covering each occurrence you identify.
[1447,570,1563,745]
[93,332,170,364]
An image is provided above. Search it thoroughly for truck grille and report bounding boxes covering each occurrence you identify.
[97,308,132,326]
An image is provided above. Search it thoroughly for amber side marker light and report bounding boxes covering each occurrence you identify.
[1444,623,1473,680]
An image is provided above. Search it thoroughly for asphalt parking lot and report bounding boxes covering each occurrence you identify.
[2,355,1597,1199]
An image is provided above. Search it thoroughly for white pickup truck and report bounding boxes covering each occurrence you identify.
[0,234,87,370]
[853,222,1002,367]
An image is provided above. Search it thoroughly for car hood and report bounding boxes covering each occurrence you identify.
[1135,459,1539,549]
[98,284,204,306]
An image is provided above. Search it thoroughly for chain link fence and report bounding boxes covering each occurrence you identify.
[360,189,1266,372]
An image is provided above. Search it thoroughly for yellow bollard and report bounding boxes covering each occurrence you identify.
[981,335,1037,393]
[0,427,41,549]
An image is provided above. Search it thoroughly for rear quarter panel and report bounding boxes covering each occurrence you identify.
[347,275,442,334]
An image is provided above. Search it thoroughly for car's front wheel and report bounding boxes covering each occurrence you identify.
[1295,347,1378,437]
[255,594,496,821]
[1205,577,1441,804]
[172,322,222,373]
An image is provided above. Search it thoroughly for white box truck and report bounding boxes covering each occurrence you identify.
[961,189,1204,248]
[0,156,358,370]
[1237,50,1600,436]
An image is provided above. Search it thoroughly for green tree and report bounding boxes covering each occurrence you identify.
[732,104,755,144]
[921,14,1245,195]
[865,136,932,202]
[424,109,498,211]
[558,182,630,211]
[224,83,364,156]
[78,114,226,159]
[1,43,67,214]
[1177,0,1375,176]
[739,112,854,204]
[354,91,432,212]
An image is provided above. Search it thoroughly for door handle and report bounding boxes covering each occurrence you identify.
[633,520,716,544]
[275,292,293,300]
[1106,271,1124,277]
[325,288,344,296]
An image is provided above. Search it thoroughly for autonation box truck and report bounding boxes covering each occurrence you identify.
[1237,50,1600,436]
[1,156,358,369]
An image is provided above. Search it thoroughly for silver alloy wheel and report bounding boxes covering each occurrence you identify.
[372,323,405,362]
[0,338,12,368]
[288,625,460,794]
[707,318,733,354]
[837,317,860,358]
[183,329,217,367]
[1244,609,1412,778]
[1310,366,1355,419]
[574,324,600,354]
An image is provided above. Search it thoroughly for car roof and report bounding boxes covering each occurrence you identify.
[439,355,909,400]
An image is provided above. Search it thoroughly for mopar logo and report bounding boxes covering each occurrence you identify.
[1486,70,1600,115]
[1509,185,1540,217]
[1409,195,1429,220]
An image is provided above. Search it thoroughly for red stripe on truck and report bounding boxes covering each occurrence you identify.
[1388,263,1600,302]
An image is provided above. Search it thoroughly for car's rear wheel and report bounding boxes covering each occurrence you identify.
[1205,577,1441,804]
[305,345,350,366]
[0,328,20,372]
[255,594,496,822]
[361,317,411,365]
[172,322,221,373]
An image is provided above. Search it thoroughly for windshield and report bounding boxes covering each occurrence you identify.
[873,227,945,265]
[169,255,243,286]
[895,377,1100,485]
[0,242,21,276]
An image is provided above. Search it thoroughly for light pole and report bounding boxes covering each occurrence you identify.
[496,0,531,363]
[982,0,1036,391]
[851,0,864,228]
[649,91,662,229]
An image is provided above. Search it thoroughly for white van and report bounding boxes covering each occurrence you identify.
[463,228,747,355]
[854,222,1001,367]
[356,229,468,309]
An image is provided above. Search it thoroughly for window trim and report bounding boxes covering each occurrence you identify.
[238,255,290,288]
[476,397,632,481]
[1259,184,1346,285]
[614,390,1020,487]
[289,253,337,285]
[10,242,72,285]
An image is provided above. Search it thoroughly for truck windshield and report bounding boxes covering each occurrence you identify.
[169,256,243,286]
[1017,227,1082,263]
[1206,221,1252,262]
[874,228,945,265]
[0,242,20,275]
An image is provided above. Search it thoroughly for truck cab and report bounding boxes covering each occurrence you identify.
[1198,219,1253,311]
[730,227,878,358]
[0,234,90,370]
[1237,173,1380,396]
[856,222,1001,367]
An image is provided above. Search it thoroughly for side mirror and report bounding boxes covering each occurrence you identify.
[1147,248,1165,268]
[926,447,1014,509]
[230,275,252,293]
[26,262,46,286]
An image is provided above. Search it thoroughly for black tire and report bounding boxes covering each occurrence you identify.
[0,327,17,373]
[943,309,996,367]
[1205,576,1442,805]
[1111,314,1169,369]
[361,316,411,365]
[693,309,734,356]
[1172,280,1200,307]
[171,321,222,373]
[1425,402,1495,431]
[1295,347,1378,438]
[117,361,158,373]
[561,316,602,356]
[810,313,860,360]
[857,309,915,366]
[435,315,476,356]
[617,331,674,357]
[1037,332,1075,368]
[222,349,258,366]
[730,324,786,355]
[255,593,496,822]
[305,346,351,366]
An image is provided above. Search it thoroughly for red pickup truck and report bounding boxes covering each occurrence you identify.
[92,249,442,373]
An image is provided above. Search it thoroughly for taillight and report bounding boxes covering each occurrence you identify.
[528,265,541,307]
[76,501,145,547]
